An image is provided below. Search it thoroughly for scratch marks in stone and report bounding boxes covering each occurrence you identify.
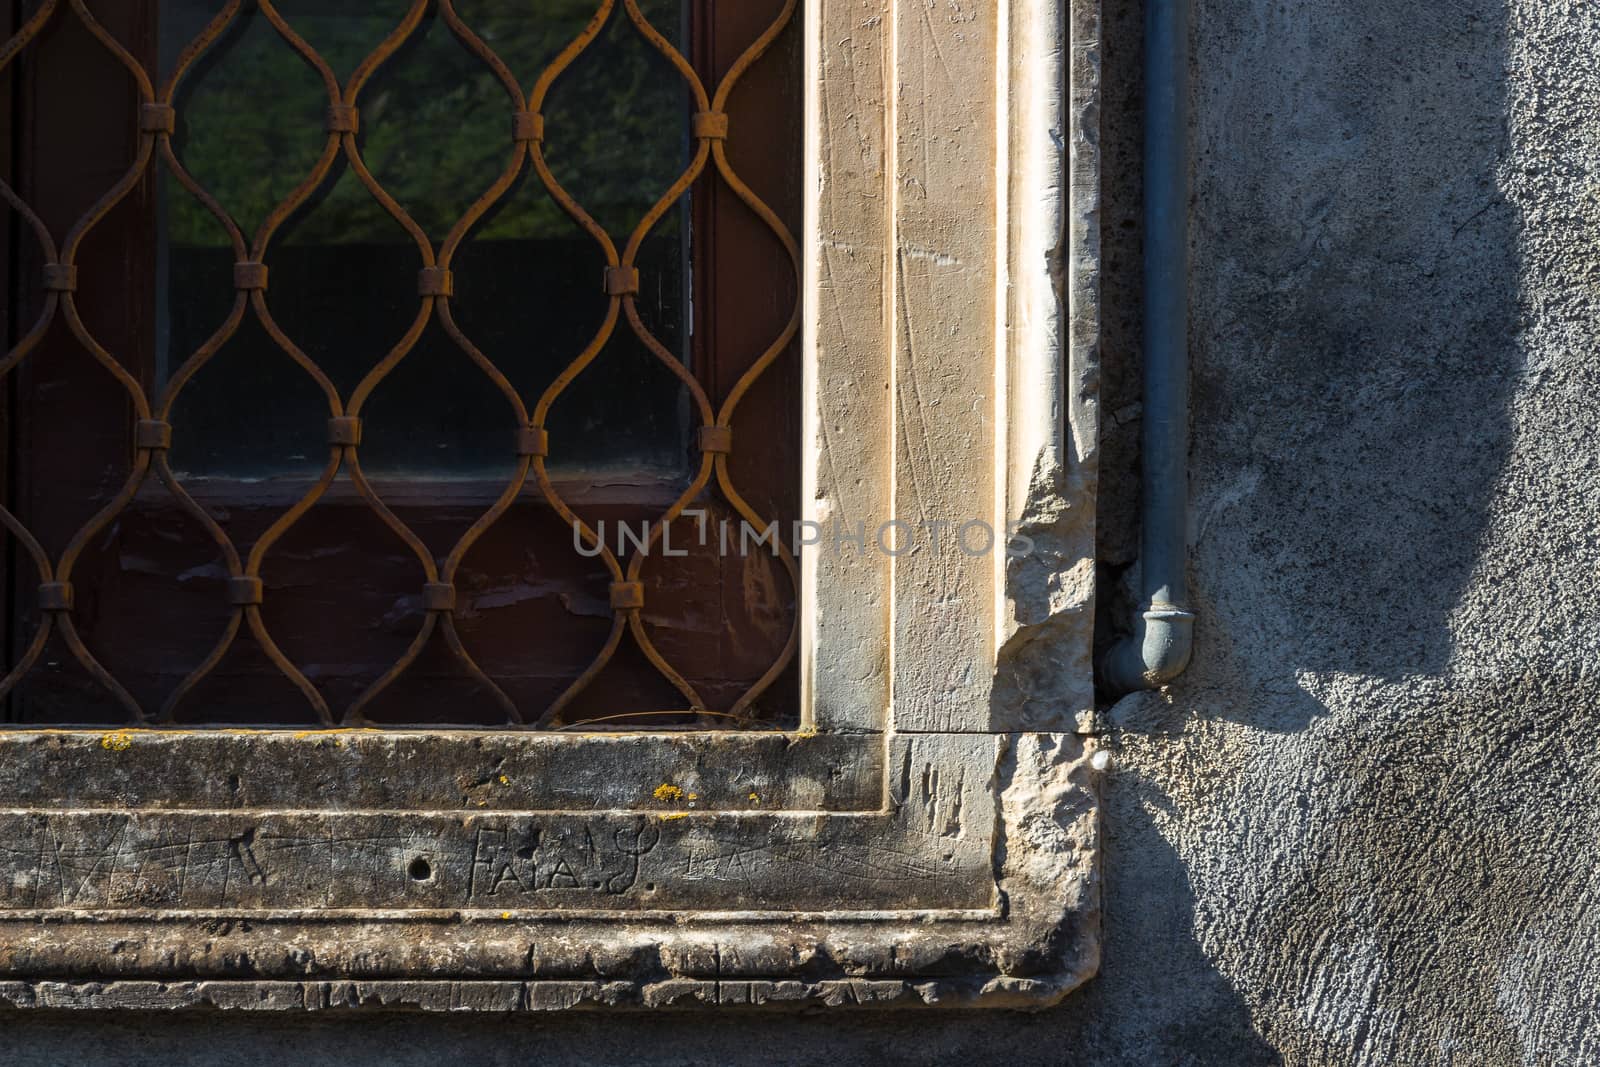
[0,817,271,908]
[681,832,946,885]
[892,746,968,839]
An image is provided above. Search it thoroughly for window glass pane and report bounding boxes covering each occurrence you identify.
[157,0,691,480]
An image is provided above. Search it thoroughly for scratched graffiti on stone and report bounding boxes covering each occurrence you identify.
[0,818,268,908]
[0,816,662,909]
[681,834,951,886]
[468,822,660,898]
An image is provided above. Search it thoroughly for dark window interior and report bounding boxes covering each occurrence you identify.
[0,0,801,729]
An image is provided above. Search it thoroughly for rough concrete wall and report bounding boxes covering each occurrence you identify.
[7,0,1598,1063]
[1100,0,1600,1061]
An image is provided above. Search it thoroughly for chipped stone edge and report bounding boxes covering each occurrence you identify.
[993,0,1102,733]
[0,976,1035,1012]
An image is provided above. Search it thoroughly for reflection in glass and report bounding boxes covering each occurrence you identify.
[156,0,691,479]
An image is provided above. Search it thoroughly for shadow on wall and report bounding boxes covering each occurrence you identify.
[1173,0,1519,734]
[1054,784,1287,1065]
[1085,0,1525,1062]
[1140,3,1600,1060]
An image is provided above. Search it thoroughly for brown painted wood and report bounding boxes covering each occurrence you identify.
[687,0,802,724]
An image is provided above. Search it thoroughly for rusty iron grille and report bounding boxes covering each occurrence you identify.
[0,0,800,728]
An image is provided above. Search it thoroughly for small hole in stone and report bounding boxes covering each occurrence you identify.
[408,857,432,881]
[226,775,241,792]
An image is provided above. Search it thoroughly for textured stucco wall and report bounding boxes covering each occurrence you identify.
[8,0,1599,1062]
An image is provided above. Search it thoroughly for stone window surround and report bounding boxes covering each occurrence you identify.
[0,0,1102,1012]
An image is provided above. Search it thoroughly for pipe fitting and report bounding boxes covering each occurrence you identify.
[1102,606,1195,693]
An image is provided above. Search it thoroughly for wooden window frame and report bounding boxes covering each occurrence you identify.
[0,0,1104,1012]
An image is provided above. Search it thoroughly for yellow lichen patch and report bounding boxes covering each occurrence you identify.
[497,774,510,786]
[748,791,761,804]
[99,731,133,752]
[660,812,690,821]
[653,783,683,802]
[500,911,512,920]
[686,793,698,801]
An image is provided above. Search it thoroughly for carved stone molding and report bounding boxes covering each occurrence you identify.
[0,732,1099,1009]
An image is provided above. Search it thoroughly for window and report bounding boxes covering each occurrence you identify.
[3,0,801,728]
[0,0,1103,1012]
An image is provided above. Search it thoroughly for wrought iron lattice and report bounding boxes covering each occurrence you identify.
[0,0,800,728]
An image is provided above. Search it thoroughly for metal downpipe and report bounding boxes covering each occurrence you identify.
[1102,0,1195,694]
